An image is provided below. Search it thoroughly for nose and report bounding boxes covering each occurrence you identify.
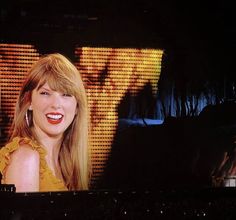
[51,93,62,110]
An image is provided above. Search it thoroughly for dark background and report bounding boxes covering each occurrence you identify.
[1,0,236,190]
[1,0,235,86]
[2,0,235,108]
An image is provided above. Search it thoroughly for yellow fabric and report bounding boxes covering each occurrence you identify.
[0,137,68,192]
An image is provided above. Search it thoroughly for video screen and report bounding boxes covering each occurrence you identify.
[0,43,163,188]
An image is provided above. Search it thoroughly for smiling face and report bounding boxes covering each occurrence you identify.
[31,83,77,139]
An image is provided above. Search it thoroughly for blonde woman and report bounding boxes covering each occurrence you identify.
[0,53,90,192]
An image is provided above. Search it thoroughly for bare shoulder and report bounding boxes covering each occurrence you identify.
[7,143,40,174]
[11,143,40,162]
[5,143,40,192]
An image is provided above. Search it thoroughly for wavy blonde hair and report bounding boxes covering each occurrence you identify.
[11,53,90,190]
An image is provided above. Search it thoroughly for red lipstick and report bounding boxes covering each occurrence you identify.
[46,113,63,125]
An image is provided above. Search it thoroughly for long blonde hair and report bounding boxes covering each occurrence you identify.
[11,53,90,190]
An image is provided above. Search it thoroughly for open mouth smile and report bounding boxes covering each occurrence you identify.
[46,113,63,124]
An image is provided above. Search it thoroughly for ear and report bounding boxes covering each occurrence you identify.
[29,104,33,111]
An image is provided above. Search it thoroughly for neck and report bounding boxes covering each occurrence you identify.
[41,136,62,158]
[32,127,63,160]
[32,126,64,179]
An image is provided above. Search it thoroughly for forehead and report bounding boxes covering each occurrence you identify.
[30,69,79,98]
[36,77,73,94]
[37,83,53,90]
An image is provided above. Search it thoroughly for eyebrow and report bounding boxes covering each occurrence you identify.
[38,86,51,91]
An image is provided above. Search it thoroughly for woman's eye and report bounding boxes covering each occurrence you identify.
[40,91,50,95]
[63,93,72,97]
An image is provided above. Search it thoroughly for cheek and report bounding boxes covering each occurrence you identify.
[31,100,47,113]
[71,104,78,116]
[70,98,78,114]
[65,100,77,116]
[31,93,47,110]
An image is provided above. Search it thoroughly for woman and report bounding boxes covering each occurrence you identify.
[0,53,90,192]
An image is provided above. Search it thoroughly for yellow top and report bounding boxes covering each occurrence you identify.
[0,137,68,192]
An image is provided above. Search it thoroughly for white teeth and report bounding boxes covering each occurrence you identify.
[46,114,63,120]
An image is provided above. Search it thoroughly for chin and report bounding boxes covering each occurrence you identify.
[46,129,65,137]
